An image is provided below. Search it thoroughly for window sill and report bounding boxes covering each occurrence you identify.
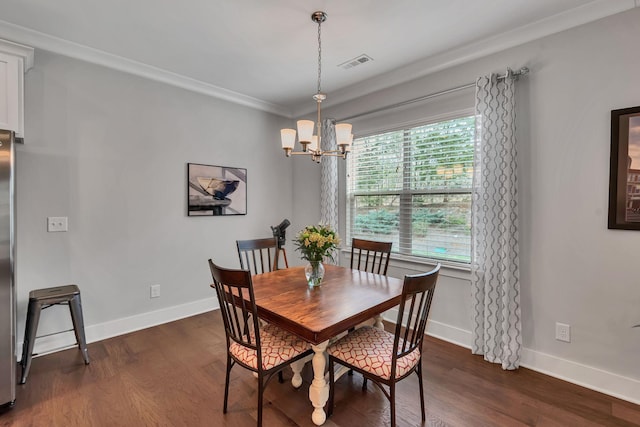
[340,248,471,280]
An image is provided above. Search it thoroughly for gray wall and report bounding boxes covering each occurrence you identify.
[17,51,293,347]
[13,6,640,404]
[300,8,640,402]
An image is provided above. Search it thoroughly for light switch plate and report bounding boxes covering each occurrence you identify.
[47,217,68,232]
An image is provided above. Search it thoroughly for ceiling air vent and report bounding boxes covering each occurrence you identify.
[339,54,373,70]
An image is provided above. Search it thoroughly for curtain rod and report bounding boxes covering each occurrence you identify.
[339,67,529,122]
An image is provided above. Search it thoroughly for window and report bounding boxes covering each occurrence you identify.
[346,115,475,263]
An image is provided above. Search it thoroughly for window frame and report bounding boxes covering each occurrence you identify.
[345,109,475,266]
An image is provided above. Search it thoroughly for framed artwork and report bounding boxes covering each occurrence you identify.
[187,163,247,216]
[608,106,640,230]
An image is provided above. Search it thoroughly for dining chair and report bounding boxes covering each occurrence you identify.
[327,263,441,427]
[237,237,292,383]
[237,237,285,274]
[350,238,392,275]
[208,260,312,427]
[348,238,393,382]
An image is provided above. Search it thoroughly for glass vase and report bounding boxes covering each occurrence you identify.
[305,261,325,287]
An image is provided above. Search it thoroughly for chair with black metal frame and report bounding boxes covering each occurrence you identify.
[327,264,441,427]
[236,236,290,383]
[237,237,286,275]
[347,238,393,383]
[350,238,392,275]
[208,260,312,427]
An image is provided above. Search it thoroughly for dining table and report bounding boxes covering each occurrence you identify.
[250,264,405,426]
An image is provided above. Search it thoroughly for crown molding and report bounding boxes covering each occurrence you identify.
[0,0,635,119]
[0,19,293,118]
[294,0,638,115]
[0,38,34,71]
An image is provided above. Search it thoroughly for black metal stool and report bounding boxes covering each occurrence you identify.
[20,284,90,384]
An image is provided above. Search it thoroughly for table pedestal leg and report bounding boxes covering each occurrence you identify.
[374,314,385,329]
[309,340,330,425]
[290,355,311,388]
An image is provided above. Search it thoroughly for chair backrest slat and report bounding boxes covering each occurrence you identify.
[392,264,440,377]
[413,292,429,345]
[401,294,418,353]
[350,238,392,275]
[223,284,241,339]
[237,237,278,275]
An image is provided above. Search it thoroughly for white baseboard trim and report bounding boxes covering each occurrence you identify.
[19,297,219,359]
[399,315,640,405]
[519,348,640,405]
[426,319,472,349]
[23,301,639,406]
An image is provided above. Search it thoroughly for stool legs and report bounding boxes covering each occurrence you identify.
[20,286,90,384]
[20,299,41,384]
[68,294,90,365]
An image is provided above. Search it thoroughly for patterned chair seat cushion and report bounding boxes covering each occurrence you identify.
[230,323,310,370]
[328,326,421,380]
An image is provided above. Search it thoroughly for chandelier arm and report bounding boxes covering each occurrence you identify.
[285,147,347,159]
[320,152,347,159]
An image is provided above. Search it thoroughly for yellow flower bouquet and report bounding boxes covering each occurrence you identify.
[294,224,340,286]
[294,224,341,262]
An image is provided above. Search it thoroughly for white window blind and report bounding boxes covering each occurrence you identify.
[346,115,475,263]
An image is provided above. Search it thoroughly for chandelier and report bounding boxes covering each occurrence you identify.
[280,11,353,162]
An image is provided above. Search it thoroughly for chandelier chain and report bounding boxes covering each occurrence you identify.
[317,18,322,95]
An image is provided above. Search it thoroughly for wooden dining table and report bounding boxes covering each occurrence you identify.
[251,264,405,426]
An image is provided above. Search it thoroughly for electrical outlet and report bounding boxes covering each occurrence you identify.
[47,217,68,232]
[150,284,161,298]
[555,322,571,342]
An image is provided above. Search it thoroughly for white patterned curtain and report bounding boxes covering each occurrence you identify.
[471,69,522,370]
[320,118,338,228]
[320,118,339,264]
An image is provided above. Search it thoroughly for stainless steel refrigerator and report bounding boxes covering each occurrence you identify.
[0,130,15,409]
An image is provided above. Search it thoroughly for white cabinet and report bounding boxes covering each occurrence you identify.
[0,40,34,138]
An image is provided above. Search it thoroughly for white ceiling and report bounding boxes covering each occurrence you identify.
[0,0,635,117]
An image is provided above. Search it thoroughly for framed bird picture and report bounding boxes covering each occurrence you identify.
[187,163,247,216]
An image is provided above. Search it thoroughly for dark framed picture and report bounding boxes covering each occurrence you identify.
[187,163,247,216]
[608,106,640,230]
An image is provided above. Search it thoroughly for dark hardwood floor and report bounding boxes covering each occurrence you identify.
[1,310,638,426]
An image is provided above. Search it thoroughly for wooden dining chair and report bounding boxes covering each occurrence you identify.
[237,237,290,382]
[237,237,285,274]
[327,264,441,427]
[348,238,393,382]
[208,260,312,427]
[350,238,392,275]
